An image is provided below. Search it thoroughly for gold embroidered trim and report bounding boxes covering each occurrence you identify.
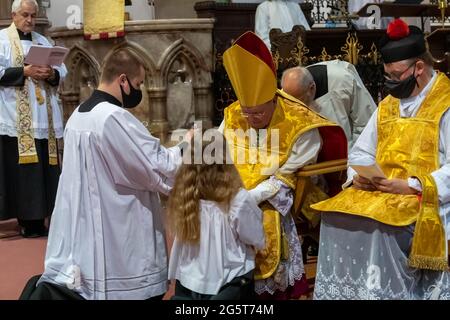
[7,23,58,166]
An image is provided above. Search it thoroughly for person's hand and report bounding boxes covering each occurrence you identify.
[24,65,53,81]
[43,65,56,80]
[353,175,377,191]
[372,178,419,195]
[184,128,195,142]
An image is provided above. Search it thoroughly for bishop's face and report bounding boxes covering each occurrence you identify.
[240,98,277,129]
[12,1,37,34]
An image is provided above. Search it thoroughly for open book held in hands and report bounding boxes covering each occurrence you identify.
[350,163,387,183]
[24,45,69,66]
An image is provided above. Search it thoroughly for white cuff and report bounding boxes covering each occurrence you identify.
[408,177,423,193]
[342,167,357,189]
[248,179,281,205]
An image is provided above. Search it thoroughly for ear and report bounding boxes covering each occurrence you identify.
[416,60,425,76]
[310,81,316,95]
[118,74,128,86]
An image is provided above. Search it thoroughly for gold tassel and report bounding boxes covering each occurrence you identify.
[35,85,45,105]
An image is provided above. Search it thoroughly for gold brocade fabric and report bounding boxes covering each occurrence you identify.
[224,89,339,279]
[224,90,338,190]
[313,73,450,271]
[6,23,58,165]
[45,83,58,165]
[83,0,125,39]
[254,205,281,280]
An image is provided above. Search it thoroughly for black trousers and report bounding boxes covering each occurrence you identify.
[20,275,84,300]
[0,135,60,221]
[172,270,256,300]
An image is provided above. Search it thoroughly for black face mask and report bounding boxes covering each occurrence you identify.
[120,77,142,109]
[384,65,418,99]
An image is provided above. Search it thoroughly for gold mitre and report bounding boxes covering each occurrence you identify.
[223,31,277,107]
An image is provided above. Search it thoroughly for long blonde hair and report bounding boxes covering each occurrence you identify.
[167,135,243,244]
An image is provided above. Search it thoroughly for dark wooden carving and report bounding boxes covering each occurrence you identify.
[270,25,307,78]
[194,1,450,125]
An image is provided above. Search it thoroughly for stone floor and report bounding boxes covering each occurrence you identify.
[0,219,317,300]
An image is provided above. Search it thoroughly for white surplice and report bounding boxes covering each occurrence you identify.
[168,188,265,295]
[38,100,182,299]
[309,60,377,150]
[218,120,322,294]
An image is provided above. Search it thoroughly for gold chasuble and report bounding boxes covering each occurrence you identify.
[313,73,450,271]
[224,89,339,279]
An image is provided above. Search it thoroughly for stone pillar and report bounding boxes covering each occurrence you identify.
[60,92,80,123]
[0,0,13,28]
[194,86,213,129]
[147,0,156,19]
[148,87,170,142]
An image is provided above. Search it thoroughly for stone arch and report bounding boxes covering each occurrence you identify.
[64,44,101,95]
[105,40,158,87]
[158,38,212,89]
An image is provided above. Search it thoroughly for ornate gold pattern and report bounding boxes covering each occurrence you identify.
[254,205,281,280]
[224,89,339,279]
[341,32,363,65]
[318,47,332,62]
[7,23,58,165]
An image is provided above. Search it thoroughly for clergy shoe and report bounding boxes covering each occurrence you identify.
[20,227,48,238]
[307,242,319,257]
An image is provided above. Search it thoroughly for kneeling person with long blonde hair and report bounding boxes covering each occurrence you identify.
[167,136,265,300]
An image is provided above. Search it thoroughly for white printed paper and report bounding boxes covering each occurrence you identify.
[24,45,69,66]
[350,163,386,182]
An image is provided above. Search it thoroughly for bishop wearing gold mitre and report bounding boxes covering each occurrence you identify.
[218,31,347,299]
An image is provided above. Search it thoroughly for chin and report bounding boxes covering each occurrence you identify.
[249,123,265,129]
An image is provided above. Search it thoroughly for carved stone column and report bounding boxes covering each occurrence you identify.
[148,87,170,142]
[60,92,80,123]
[147,0,156,19]
[194,86,213,129]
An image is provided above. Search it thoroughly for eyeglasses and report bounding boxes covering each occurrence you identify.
[240,110,267,119]
[384,61,417,82]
